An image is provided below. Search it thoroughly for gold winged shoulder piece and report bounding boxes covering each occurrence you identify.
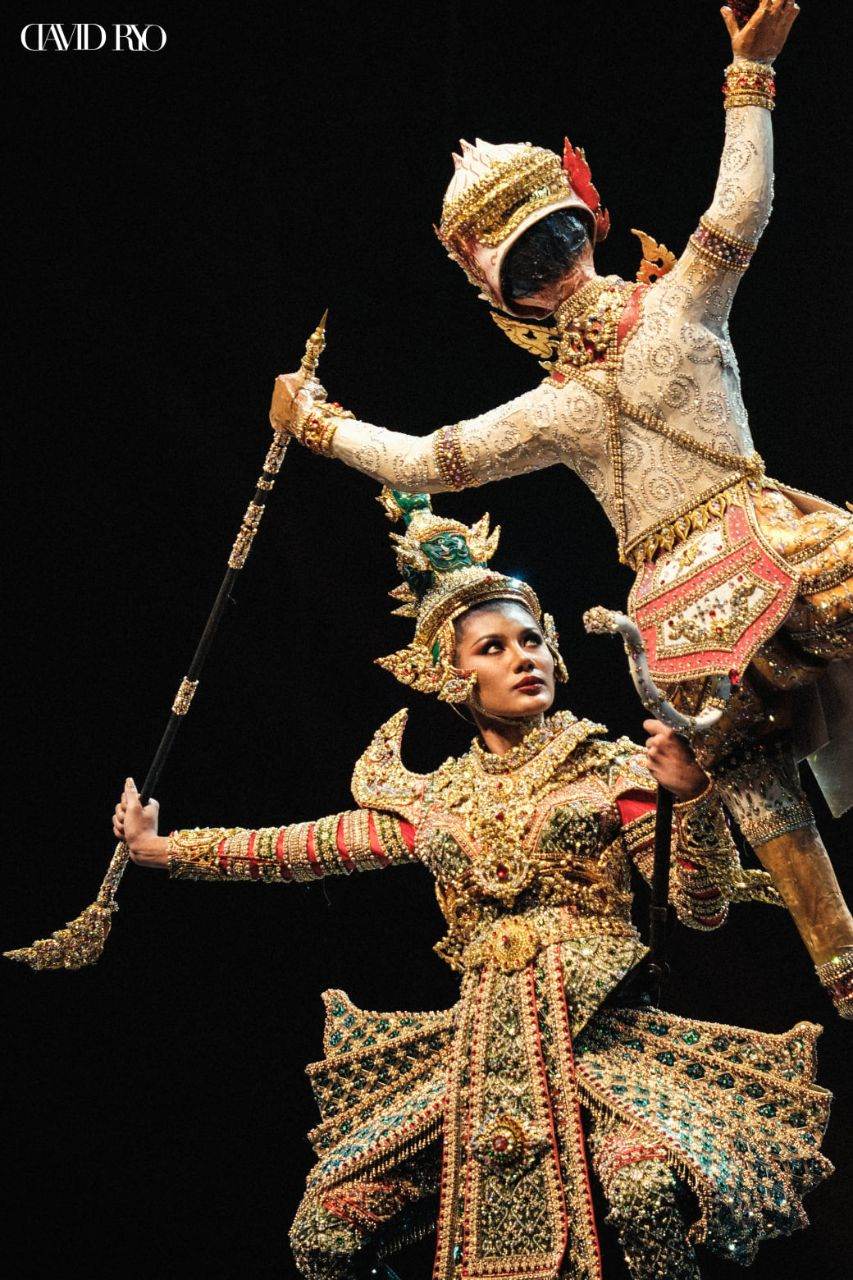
[351,709,432,819]
[631,228,677,285]
[491,311,559,370]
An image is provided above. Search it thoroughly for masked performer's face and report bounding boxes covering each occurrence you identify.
[454,601,556,719]
[497,208,594,319]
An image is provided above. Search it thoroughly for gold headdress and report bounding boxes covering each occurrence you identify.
[435,137,609,316]
[376,489,568,702]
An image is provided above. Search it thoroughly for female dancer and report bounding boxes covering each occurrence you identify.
[267,2,853,1016]
[113,491,830,1280]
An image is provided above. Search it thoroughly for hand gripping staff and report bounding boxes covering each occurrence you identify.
[582,606,731,1000]
[5,314,328,971]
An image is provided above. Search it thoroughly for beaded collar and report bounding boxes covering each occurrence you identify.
[470,711,580,775]
[553,275,621,328]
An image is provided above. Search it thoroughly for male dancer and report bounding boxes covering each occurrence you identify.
[268,3,852,1013]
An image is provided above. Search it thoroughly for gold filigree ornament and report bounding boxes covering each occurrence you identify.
[490,312,559,371]
[471,1113,546,1171]
[631,228,677,285]
[471,847,536,907]
[484,915,541,971]
[543,612,569,683]
[375,640,478,705]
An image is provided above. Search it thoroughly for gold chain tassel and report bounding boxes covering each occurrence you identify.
[5,841,129,969]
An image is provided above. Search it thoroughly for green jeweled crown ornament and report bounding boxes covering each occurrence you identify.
[375,488,567,701]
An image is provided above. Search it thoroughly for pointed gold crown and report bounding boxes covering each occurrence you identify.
[375,489,567,702]
[435,137,607,315]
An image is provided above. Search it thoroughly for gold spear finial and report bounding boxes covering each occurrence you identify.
[299,309,328,382]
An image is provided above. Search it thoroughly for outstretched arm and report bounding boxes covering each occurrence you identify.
[268,373,572,493]
[113,777,416,882]
[669,2,799,320]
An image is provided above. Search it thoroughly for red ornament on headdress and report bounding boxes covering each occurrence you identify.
[562,138,610,242]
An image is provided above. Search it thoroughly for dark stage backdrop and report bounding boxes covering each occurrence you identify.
[6,3,851,1277]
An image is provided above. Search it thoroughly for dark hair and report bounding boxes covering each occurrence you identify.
[500,209,590,306]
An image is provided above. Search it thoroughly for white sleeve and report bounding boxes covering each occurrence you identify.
[667,64,774,325]
[329,380,571,492]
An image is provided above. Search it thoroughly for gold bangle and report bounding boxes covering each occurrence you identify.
[723,60,776,112]
[293,398,353,456]
[433,422,474,490]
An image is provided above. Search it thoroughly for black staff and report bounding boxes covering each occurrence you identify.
[5,314,328,971]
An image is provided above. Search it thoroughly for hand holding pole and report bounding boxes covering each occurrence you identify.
[582,604,731,1001]
[5,313,328,970]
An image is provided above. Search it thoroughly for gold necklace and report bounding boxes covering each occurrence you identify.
[553,276,632,372]
[444,714,601,906]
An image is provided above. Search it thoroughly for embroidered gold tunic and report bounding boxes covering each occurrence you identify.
[169,713,831,1279]
[324,102,840,568]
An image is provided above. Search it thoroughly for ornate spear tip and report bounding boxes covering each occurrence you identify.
[300,309,329,379]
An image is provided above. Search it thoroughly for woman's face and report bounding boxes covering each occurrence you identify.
[454,602,555,719]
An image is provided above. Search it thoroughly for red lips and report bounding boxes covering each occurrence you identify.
[514,676,544,692]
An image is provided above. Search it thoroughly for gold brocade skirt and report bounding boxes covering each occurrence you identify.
[669,484,852,812]
[294,937,832,1280]
[752,485,852,666]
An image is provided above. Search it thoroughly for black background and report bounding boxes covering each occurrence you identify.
[6,3,851,1277]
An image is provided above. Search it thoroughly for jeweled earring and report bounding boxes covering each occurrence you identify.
[439,668,478,704]
[543,613,569,683]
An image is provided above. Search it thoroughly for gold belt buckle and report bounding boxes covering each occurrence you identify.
[487,916,541,972]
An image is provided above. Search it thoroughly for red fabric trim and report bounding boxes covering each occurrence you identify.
[335,816,356,874]
[522,966,571,1271]
[551,947,604,1273]
[367,813,390,867]
[461,970,500,1268]
[275,827,292,880]
[617,792,657,827]
[632,504,799,681]
[305,824,324,878]
[217,838,228,876]
[247,830,260,881]
[399,820,415,852]
[617,283,647,345]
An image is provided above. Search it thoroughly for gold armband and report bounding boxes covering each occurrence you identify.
[292,396,354,457]
[723,59,776,112]
[168,827,240,858]
[433,422,474,491]
[815,950,853,1019]
[689,216,757,273]
[167,827,243,881]
[671,786,738,930]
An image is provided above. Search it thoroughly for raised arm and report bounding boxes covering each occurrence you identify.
[112,777,416,882]
[668,2,799,321]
